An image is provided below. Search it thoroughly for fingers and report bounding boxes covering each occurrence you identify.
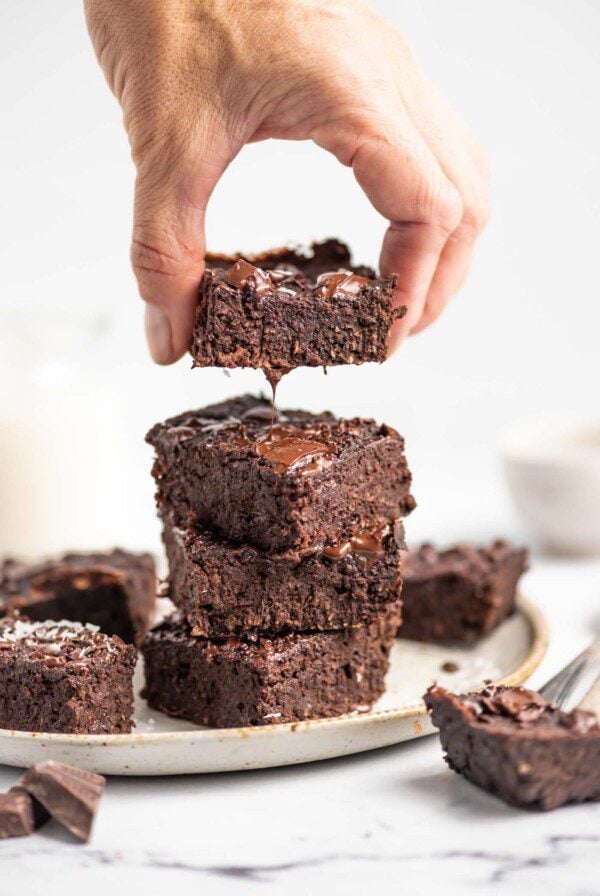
[131,135,230,364]
[399,71,491,337]
[313,111,463,352]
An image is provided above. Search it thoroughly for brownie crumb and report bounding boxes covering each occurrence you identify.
[441,661,460,673]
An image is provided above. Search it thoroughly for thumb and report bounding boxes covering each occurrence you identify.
[131,137,230,364]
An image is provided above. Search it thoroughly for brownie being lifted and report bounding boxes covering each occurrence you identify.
[142,607,399,728]
[0,550,156,645]
[147,394,414,556]
[0,615,136,734]
[192,239,404,370]
[164,517,404,638]
[425,685,600,811]
[399,541,527,644]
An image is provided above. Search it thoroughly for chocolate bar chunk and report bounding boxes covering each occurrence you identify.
[0,614,136,734]
[425,685,600,811]
[0,791,39,839]
[164,517,404,637]
[142,607,400,728]
[147,394,414,556]
[19,760,105,843]
[400,541,527,644]
[192,239,404,370]
[0,549,156,644]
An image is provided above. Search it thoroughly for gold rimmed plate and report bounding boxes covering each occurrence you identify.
[0,593,548,776]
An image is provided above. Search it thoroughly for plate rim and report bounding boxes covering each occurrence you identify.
[0,591,549,748]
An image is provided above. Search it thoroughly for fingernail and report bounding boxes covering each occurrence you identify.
[145,305,174,364]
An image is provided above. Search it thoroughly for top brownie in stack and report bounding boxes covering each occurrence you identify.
[191,239,404,369]
[147,394,415,556]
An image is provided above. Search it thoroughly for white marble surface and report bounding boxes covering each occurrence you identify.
[2,556,599,896]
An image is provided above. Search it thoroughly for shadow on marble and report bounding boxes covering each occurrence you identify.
[105,734,431,794]
[402,768,523,819]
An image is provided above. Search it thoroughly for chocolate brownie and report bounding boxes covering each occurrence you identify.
[147,394,414,555]
[164,517,404,637]
[0,550,156,645]
[192,239,404,370]
[142,607,400,728]
[399,541,527,644]
[425,685,600,811]
[0,615,136,734]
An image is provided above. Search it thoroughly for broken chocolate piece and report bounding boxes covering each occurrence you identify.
[18,760,106,843]
[0,791,39,839]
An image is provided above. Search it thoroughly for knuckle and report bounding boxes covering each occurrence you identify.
[130,233,187,297]
[419,178,463,235]
[461,186,492,236]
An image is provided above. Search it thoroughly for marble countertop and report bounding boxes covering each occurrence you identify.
[2,556,599,896]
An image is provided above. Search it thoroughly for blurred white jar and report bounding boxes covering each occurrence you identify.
[0,308,126,558]
[502,417,600,556]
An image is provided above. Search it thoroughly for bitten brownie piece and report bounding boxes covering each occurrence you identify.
[425,686,600,811]
[0,615,136,734]
[147,394,414,555]
[164,517,404,637]
[399,541,527,644]
[192,239,404,369]
[142,607,400,728]
[0,549,156,644]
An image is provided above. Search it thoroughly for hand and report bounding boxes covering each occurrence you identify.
[85,0,490,364]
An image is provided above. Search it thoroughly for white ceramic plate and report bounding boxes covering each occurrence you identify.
[0,594,548,776]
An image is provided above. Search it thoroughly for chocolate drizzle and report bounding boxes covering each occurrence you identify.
[263,367,292,434]
[323,525,390,561]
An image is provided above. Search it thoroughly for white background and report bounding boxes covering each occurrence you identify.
[1,4,600,894]
[1,0,599,557]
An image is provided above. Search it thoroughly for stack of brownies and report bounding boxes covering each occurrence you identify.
[140,239,418,728]
[142,394,415,727]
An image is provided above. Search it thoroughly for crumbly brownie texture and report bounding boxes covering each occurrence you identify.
[164,517,404,638]
[425,686,600,811]
[399,541,527,644]
[0,549,156,645]
[0,615,136,734]
[192,239,404,370]
[18,761,105,843]
[147,394,415,556]
[142,607,400,728]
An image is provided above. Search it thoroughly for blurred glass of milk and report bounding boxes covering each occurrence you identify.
[0,308,126,558]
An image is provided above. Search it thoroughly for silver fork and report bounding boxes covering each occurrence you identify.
[538,638,600,713]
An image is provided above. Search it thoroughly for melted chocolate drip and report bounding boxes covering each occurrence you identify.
[263,367,292,434]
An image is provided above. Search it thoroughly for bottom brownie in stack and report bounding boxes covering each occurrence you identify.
[142,605,400,728]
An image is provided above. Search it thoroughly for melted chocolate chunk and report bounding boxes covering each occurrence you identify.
[254,423,336,474]
[314,270,371,298]
[323,524,390,561]
[18,761,105,843]
[225,259,272,295]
